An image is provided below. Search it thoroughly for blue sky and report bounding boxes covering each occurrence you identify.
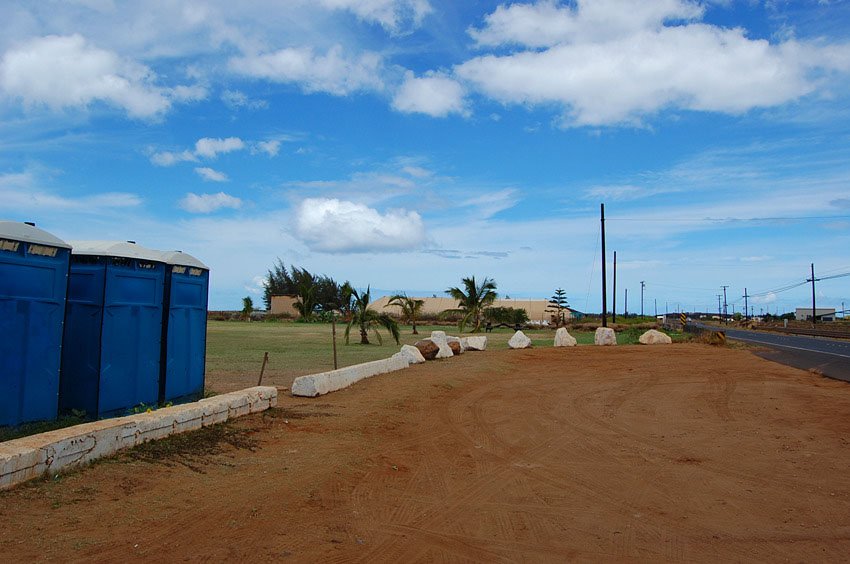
[2,0,850,314]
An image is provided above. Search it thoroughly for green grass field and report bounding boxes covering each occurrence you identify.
[205,320,687,382]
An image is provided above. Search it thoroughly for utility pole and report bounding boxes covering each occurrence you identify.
[601,203,607,327]
[743,288,750,321]
[640,280,645,317]
[721,285,729,325]
[654,298,657,318]
[717,294,723,320]
[808,263,817,325]
[612,251,617,323]
[625,288,628,316]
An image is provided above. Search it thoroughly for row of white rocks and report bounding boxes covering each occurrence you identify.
[291,330,477,398]
[508,327,672,348]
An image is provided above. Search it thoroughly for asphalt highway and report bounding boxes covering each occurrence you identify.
[694,323,850,382]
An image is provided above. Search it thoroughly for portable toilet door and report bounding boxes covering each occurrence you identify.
[60,241,165,418]
[158,250,209,404]
[0,221,71,427]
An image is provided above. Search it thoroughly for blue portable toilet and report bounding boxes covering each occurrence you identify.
[157,250,209,404]
[59,241,165,418]
[0,221,71,427]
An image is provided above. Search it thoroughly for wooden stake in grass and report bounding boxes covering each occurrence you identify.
[257,352,269,386]
[332,316,339,370]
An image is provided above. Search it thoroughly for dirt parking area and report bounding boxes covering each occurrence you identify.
[2,344,850,562]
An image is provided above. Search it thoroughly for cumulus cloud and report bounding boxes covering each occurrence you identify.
[194,167,229,182]
[318,0,432,34]
[229,45,384,95]
[221,89,268,109]
[194,136,245,158]
[254,140,281,156]
[294,197,425,252]
[469,0,703,48]
[0,34,197,118]
[150,150,197,167]
[179,191,242,213]
[455,0,850,126]
[150,137,244,166]
[392,71,468,117]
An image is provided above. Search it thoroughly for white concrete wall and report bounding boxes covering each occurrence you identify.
[0,386,277,491]
[291,355,409,397]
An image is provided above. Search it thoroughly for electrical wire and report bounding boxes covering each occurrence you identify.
[584,223,600,313]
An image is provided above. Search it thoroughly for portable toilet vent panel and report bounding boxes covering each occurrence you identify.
[0,221,71,427]
[158,250,209,404]
[60,241,165,418]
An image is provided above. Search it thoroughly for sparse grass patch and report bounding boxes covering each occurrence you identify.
[119,420,259,473]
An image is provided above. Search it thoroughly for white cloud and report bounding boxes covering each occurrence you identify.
[221,89,268,109]
[584,184,678,201]
[255,140,281,157]
[318,0,432,34]
[401,165,432,178]
[456,1,850,126]
[229,45,385,95]
[194,167,229,182]
[179,191,242,213]
[194,136,245,158]
[0,170,142,211]
[150,137,244,166]
[294,197,425,252]
[392,71,467,117]
[0,34,193,118]
[150,150,196,167]
[469,0,703,48]
[459,189,520,219]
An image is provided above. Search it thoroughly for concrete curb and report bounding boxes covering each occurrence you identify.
[0,386,277,490]
[291,355,409,397]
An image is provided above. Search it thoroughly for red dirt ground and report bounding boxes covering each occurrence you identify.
[2,343,850,562]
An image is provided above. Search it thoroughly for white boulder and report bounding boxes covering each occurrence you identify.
[508,331,533,349]
[429,330,454,359]
[639,329,672,345]
[463,336,487,351]
[554,327,577,347]
[399,344,427,364]
[594,327,617,346]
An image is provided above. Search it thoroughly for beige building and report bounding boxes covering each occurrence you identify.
[369,296,574,324]
[269,295,300,316]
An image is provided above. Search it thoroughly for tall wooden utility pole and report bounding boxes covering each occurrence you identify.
[601,203,607,327]
[810,263,817,325]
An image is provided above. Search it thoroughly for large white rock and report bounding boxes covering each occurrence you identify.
[554,327,578,347]
[508,330,533,349]
[594,327,617,346]
[463,336,487,351]
[639,329,673,345]
[399,344,427,364]
[429,330,454,359]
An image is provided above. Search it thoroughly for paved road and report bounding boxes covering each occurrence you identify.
[692,323,850,382]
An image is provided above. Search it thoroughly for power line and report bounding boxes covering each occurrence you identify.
[607,214,850,223]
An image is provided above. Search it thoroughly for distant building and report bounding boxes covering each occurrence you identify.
[369,296,582,324]
[269,295,300,316]
[795,307,835,322]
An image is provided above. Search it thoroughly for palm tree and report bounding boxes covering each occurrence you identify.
[387,294,425,334]
[344,286,400,345]
[445,276,498,332]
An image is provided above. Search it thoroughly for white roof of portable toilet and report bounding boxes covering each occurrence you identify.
[68,240,164,262]
[157,250,209,270]
[0,221,71,249]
